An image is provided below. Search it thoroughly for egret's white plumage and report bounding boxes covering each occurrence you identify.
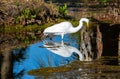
[43,18,89,39]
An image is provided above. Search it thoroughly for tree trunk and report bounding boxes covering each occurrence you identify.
[96,25,103,59]
[1,48,13,79]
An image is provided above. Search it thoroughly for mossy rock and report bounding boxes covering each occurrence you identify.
[28,56,120,77]
[28,66,75,76]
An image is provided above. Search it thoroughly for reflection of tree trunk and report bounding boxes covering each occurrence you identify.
[1,49,13,79]
[80,25,93,61]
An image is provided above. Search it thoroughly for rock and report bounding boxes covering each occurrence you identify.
[36,20,42,25]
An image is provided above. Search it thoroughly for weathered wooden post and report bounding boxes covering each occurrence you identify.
[80,21,103,61]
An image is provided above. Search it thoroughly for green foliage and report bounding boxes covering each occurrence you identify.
[21,8,36,20]
[24,37,30,44]
[31,36,37,40]
[31,15,36,19]
[58,4,67,17]
[100,0,108,3]
[100,0,108,5]
[21,8,31,19]
[16,16,21,23]
[15,8,36,24]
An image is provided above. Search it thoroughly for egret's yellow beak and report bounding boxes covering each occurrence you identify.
[86,21,89,29]
[87,22,89,27]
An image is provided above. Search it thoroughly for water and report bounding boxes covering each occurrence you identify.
[1,27,119,79]
[13,34,80,79]
[6,34,120,79]
[0,33,119,79]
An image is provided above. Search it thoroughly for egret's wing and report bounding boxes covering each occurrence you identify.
[44,21,72,33]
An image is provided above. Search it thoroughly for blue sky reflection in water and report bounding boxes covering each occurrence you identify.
[13,34,80,79]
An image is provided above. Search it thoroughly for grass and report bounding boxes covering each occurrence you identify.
[3,24,40,34]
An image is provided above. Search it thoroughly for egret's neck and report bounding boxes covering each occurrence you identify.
[71,21,83,33]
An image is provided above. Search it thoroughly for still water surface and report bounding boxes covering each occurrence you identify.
[13,34,80,79]
[13,34,120,79]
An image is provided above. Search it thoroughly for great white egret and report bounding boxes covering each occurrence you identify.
[43,18,89,40]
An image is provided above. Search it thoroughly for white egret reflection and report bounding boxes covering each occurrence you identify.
[43,41,84,61]
[13,34,80,79]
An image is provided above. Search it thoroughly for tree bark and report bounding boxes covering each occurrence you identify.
[1,48,13,79]
[96,25,103,59]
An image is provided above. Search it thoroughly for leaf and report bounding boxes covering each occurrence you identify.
[31,15,36,19]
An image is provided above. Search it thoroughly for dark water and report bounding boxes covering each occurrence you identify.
[13,34,80,79]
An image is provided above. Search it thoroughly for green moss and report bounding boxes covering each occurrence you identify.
[101,20,113,24]
[2,18,79,34]
[28,66,75,76]
[28,56,120,77]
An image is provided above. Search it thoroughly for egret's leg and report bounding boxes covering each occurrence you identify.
[61,40,64,46]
